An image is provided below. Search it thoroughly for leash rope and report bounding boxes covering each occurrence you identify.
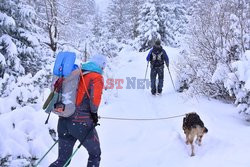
[99,114,186,121]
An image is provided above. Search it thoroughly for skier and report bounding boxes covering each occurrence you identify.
[146,39,169,95]
[49,54,106,167]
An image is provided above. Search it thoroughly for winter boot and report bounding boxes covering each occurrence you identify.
[157,88,162,95]
[151,89,156,95]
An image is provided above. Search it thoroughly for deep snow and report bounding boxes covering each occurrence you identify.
[95,47,250,167]
[1,46,250,167]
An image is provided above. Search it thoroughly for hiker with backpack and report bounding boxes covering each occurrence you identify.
[146,39,169,95]
[49,54,106,167]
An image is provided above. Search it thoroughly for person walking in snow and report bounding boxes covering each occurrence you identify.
[146,39,169,95]
[49,54,106,167]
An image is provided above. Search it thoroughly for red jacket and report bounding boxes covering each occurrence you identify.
[72,72,103,122]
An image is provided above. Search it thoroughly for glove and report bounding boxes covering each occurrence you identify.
[166,63,169,68]
[90,112,99,125]
[165,61,169,68]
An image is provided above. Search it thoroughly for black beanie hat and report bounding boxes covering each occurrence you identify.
[155,39,161,46]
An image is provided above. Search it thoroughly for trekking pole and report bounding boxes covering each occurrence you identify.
[34,140,59,167]
[63,124,99,167]
[167,66,176,91]
[144,61,149,80]
[44,111,52,124]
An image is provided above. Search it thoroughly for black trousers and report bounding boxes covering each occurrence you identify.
[150,66,164,94]
[49,117,101,167]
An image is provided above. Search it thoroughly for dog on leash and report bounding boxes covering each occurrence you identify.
[182,112,208,156]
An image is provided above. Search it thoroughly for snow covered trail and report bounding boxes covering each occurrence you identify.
[40,47,250,167]
[85,47,250,167]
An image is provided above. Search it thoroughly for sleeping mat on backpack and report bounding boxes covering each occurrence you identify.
[53,52,76,77]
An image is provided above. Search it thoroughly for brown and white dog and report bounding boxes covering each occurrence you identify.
[182,112,208,156]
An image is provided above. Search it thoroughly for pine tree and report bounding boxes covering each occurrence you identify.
[0,0,50,164]
[0,0,45,76]
[136,0,161,51]
[89,8,106,55]
[167,3,188,46]
[106,0,131,42]
[0,0,46,96]
[126,0,143,40]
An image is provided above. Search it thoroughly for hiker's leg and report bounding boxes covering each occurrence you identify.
[68,120,101,167]
[83,128,101,167]
[49,118,76,167]
[157,67,164,93]
[150,67,157,94]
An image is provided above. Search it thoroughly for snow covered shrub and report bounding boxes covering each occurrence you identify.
[0,0,51,109]
[176,0,250,119]
[0,69,51,113]
[223,51,250,120]
[0,106,56,166]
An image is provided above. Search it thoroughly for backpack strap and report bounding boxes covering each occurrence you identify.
[79,69,91,99]
[151,51,163,61]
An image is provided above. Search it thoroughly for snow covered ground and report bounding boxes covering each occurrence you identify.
[1,46,250,167]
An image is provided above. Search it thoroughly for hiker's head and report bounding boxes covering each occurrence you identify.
[154,39,161,48]
[89,54,107,70]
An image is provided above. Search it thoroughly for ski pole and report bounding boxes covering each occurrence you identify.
[34,140,58,167]
[144,61,149,80]
[45,111,52,124]
[167,66,176,91]
[63,124,99,167]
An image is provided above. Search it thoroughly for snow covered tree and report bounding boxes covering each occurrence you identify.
[106,0,132,42]
[42,0,59,52]
[90,9,106,53]
[57,0,96,49]
[33,0,96,53]
[92,10,104,41]
[126,0,143,40]
[135,0,188,51]
[219,0,250,120]
[89,8,119,58]
[0,0,51,104]
[176,0,250,120]
[0,0,43,76]
[136,0,161,51]
[0,0,52,165]
[158,0,188,47]
[167,3,188,46]
[104,0,188,51]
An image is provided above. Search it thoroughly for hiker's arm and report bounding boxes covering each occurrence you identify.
[90,75,104,113]
[146,49,153,61]
[163,50,169,67]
